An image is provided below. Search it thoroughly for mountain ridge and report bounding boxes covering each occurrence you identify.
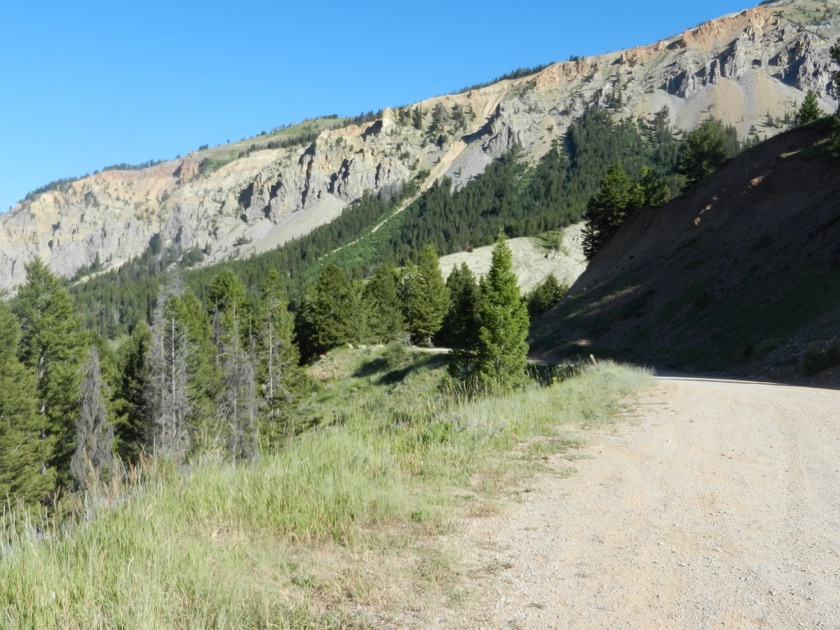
[2,0,838,292]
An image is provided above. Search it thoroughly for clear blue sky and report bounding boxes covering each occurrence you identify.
[0,0,754,213]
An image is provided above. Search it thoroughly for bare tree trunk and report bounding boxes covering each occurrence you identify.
[71,347,115,492]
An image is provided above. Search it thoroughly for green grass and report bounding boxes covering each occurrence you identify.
[0,349,650,627]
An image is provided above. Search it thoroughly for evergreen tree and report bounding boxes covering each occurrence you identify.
[582,164,644,260]
[0,301,52,503]
[475,238,530,389]
[114,322,152,464]
[637,166,671,207]
[296,263,361,360]
[13,258,86,488]
[71,347,116,492]
[439,263,482,379]
[526,274,569,319]
[362,264,406,343]
[796,90,824,126]
[255,270,302,437]
[678,117,738,187]
[400,245,449,345]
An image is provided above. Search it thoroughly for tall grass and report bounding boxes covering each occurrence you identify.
[0,352,650,628]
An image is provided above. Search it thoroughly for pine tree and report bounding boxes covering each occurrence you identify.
[13,258,86,487]
[114,322,152,464]
[296,263,361,360]
[526,274,568,319]
[439,263,482,379]
[796,90,824,126]
[678,118,738,188]
[400,245,449,345]
[475,238,530,389]
[255,270,302,437]
[362,264,406,343]
[582,164,644,260]
[70,347,116,492]
[0,301,52,503]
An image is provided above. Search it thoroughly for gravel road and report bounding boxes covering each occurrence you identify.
[411,376,840,629]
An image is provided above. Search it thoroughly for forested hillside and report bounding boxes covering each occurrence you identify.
[70,105,684,339]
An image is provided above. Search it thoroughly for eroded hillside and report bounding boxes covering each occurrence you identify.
[2,0,839,291]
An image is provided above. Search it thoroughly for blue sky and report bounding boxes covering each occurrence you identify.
[0,0,754,213]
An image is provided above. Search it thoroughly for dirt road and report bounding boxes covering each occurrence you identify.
[421,376,840,629]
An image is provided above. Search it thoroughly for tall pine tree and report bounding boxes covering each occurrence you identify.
[13,258,86,488]
[475,238,530,389]
[114,322,152,464]
[362,264,406,343]
[207,269,258,460]
[400,245,449,345]
[0,301,52,503]
[296,263,361,360]
[582,164,644,260]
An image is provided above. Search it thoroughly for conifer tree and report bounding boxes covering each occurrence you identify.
[796,90,824,126]
[582,164,644,260]
[71,347,116,492]
[296,263,361,360]
[363,264,406,343]
[173,290,221,452]
[526,274,568,319]
[255,270,302,436]
[475,238,530,389]
[114,322,152,464]
[439,263,482,379]
[400,245,449,345]
[677,117,738,187]
[13,258,86,487]
[0,301,52,503]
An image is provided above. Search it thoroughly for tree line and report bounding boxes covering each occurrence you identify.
[1,232,550,506]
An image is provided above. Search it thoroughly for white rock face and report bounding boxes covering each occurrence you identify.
[1,0,838,291]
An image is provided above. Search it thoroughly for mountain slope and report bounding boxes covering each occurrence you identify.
[530,118,840,378]
[2,0,839,291]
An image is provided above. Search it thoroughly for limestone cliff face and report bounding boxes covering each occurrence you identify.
[1,0,838,291]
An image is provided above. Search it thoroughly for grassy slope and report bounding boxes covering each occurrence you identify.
[0,348,650,628]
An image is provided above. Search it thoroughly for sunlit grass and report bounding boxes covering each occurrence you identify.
[0,349,650,628]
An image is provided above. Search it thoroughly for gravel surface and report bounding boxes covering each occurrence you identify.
[394,376,840,629]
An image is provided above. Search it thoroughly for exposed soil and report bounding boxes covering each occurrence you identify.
[531,120,840,376]
[382,375,840,628]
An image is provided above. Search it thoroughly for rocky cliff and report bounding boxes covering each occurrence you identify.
[1,0,838,291]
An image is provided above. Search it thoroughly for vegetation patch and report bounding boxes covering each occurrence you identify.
[0,351,650,627]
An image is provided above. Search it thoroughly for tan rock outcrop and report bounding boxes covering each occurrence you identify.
[1,0,838,291]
